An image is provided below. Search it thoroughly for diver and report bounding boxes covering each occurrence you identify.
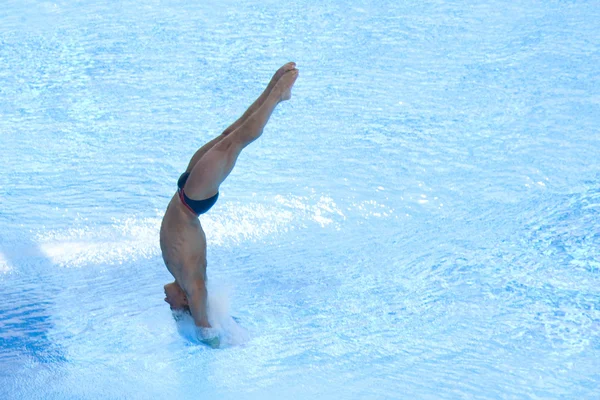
[160,63,299,338]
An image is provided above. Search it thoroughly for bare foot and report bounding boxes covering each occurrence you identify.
[269,62,296,89]
[273,68,299,101]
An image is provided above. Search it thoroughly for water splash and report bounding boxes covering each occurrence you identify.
[172,284,249,349]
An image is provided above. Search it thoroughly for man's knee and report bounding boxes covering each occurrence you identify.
[213,136,244,160]
[215,134,245,150]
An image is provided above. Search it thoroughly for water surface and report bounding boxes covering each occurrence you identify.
[1,0,599,399]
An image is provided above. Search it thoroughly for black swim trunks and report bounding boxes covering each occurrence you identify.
[177,172,219,216]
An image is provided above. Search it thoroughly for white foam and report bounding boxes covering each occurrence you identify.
[37,217,161,267]
[34,201,297,266]
[173,284,249,348]
[273,194,346,227]
[31,194,387,267]
[351,199,395,218]
[0,251,11,273]
[203,202,296,246]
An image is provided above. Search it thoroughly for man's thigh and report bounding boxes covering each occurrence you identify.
[185,136,243,199]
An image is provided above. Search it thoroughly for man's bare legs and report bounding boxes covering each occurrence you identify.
[174,65,298,331]
[221,62,297,136]
[183,67,298,200]
[183,62,297,173]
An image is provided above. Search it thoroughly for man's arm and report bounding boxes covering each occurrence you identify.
[185,280,222,347]
[185,279,210,328]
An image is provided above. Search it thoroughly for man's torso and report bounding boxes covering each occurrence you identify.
[160,193,208,284]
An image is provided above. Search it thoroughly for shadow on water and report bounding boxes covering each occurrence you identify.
[0,232,66,379]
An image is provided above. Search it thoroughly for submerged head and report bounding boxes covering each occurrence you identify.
[164,282,189,311]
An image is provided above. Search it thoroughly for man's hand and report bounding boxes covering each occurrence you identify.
[197,327,220,348]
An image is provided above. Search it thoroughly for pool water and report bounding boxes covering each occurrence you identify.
[1,0,599,398]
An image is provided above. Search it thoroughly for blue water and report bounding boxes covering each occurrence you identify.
[1,0,599,398]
